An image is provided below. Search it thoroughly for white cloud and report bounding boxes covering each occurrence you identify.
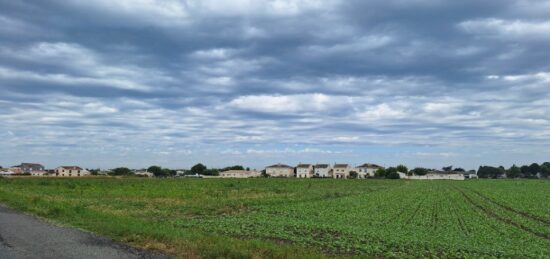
[356,103,407,121]
[228,93,350,113]
[459,18,550,39]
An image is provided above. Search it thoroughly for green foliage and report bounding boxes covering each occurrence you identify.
[222,165,245,171]
[506,165,521,178]
[375,167,386,178]
[396,165,408,174]
[110,167,133,176]
[190,163,207,175]
[147,166,163,176]
[349,171,358,179]
[0,179,549,258]
[386,171,400,179]
[410,167,429,176]
[477,166,505,178]
[528,163,541,177]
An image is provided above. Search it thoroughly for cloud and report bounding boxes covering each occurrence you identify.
[459,18,550,39]
[228,93,352,114]
[1,0,550,169]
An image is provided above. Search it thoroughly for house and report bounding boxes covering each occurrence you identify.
[220,170,261,178]
[404,170,465,180]
[135,171,154,177]
[8,166,22,174]
[296,164,313,178]
[54,166,90,177]
[355,163,383,178]
[333,164,351,179]
[0,168,16,177]
[31,170,49,177]
[13,163,45,174]
[314,164,332,178]
[265,163,294,177]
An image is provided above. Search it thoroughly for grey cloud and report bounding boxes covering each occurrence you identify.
[1,0,549,169]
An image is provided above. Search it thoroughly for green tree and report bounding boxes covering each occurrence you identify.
[541,164,550,178]
[110,167,132,176]
[528,163,541,177]
[477,166,504,179]
[442,166,453,172]
[349,171,358,179]
[396,165,408,175]
[411,167,429,176]
[507,165,521,178]
[375,167,386,178]
[147,166,163,177]
[520,165,530,177]
[225,165,245,171]
[190,163,207,175]
[385,167,400,179]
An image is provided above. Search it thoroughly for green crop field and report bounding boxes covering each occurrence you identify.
[0,178,549,258]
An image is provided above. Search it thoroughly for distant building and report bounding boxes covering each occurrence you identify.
[314,164,332,178]
[30,171,49,177]
[135,171,154,177]
[54,166,90,177]
[355,163,383,178]
[220,170,261,178]
[333,164,351,179]
[402,170,466,180]
[14,163,45,174]
[296,164,313,178]
[8,166,22,174]
[265,164,294,177]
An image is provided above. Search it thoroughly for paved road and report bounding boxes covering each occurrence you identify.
[0,206,169,259]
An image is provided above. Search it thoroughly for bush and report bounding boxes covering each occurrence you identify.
[386,171,400,179]
[410,167,429,176]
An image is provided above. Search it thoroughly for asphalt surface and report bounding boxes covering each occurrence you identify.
[0,205,169,259]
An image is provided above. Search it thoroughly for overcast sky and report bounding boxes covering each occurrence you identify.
[1,0,549,170]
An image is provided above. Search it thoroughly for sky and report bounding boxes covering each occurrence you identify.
[1,0,549,170]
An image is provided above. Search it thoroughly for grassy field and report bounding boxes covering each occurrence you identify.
[0,177,549,258]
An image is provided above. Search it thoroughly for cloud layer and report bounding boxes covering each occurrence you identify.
[1,0,549,169]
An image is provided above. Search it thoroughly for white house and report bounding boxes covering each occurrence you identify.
[31,170,49,177]
[54,166,90,177]
[333,164,351,179]
[295,164,313,178]
[355,163,383,178]
[402,170,466,180]
[220,170,261,178]
[135,171,154,177]
[265,164,294,177]
[314,164,332,178]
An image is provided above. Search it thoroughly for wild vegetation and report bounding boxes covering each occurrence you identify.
[0,178,549,258]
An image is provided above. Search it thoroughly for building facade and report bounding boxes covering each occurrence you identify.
[314,164,332,178]
[265,164,294,177]
[16,163,45,174]
[220,170,261,178]
[54,166,90,177]
[355,163,383,178]
[333,164,351,179]
[296,164,313,178]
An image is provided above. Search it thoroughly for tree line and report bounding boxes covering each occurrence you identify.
[477,162,550,179]
[106,164,249,177]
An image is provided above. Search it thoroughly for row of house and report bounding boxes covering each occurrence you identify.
[264,163,383,179]
[219,163,468,180]
[0,163,90,177]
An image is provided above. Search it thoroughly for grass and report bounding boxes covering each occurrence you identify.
[0,177,549,258]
